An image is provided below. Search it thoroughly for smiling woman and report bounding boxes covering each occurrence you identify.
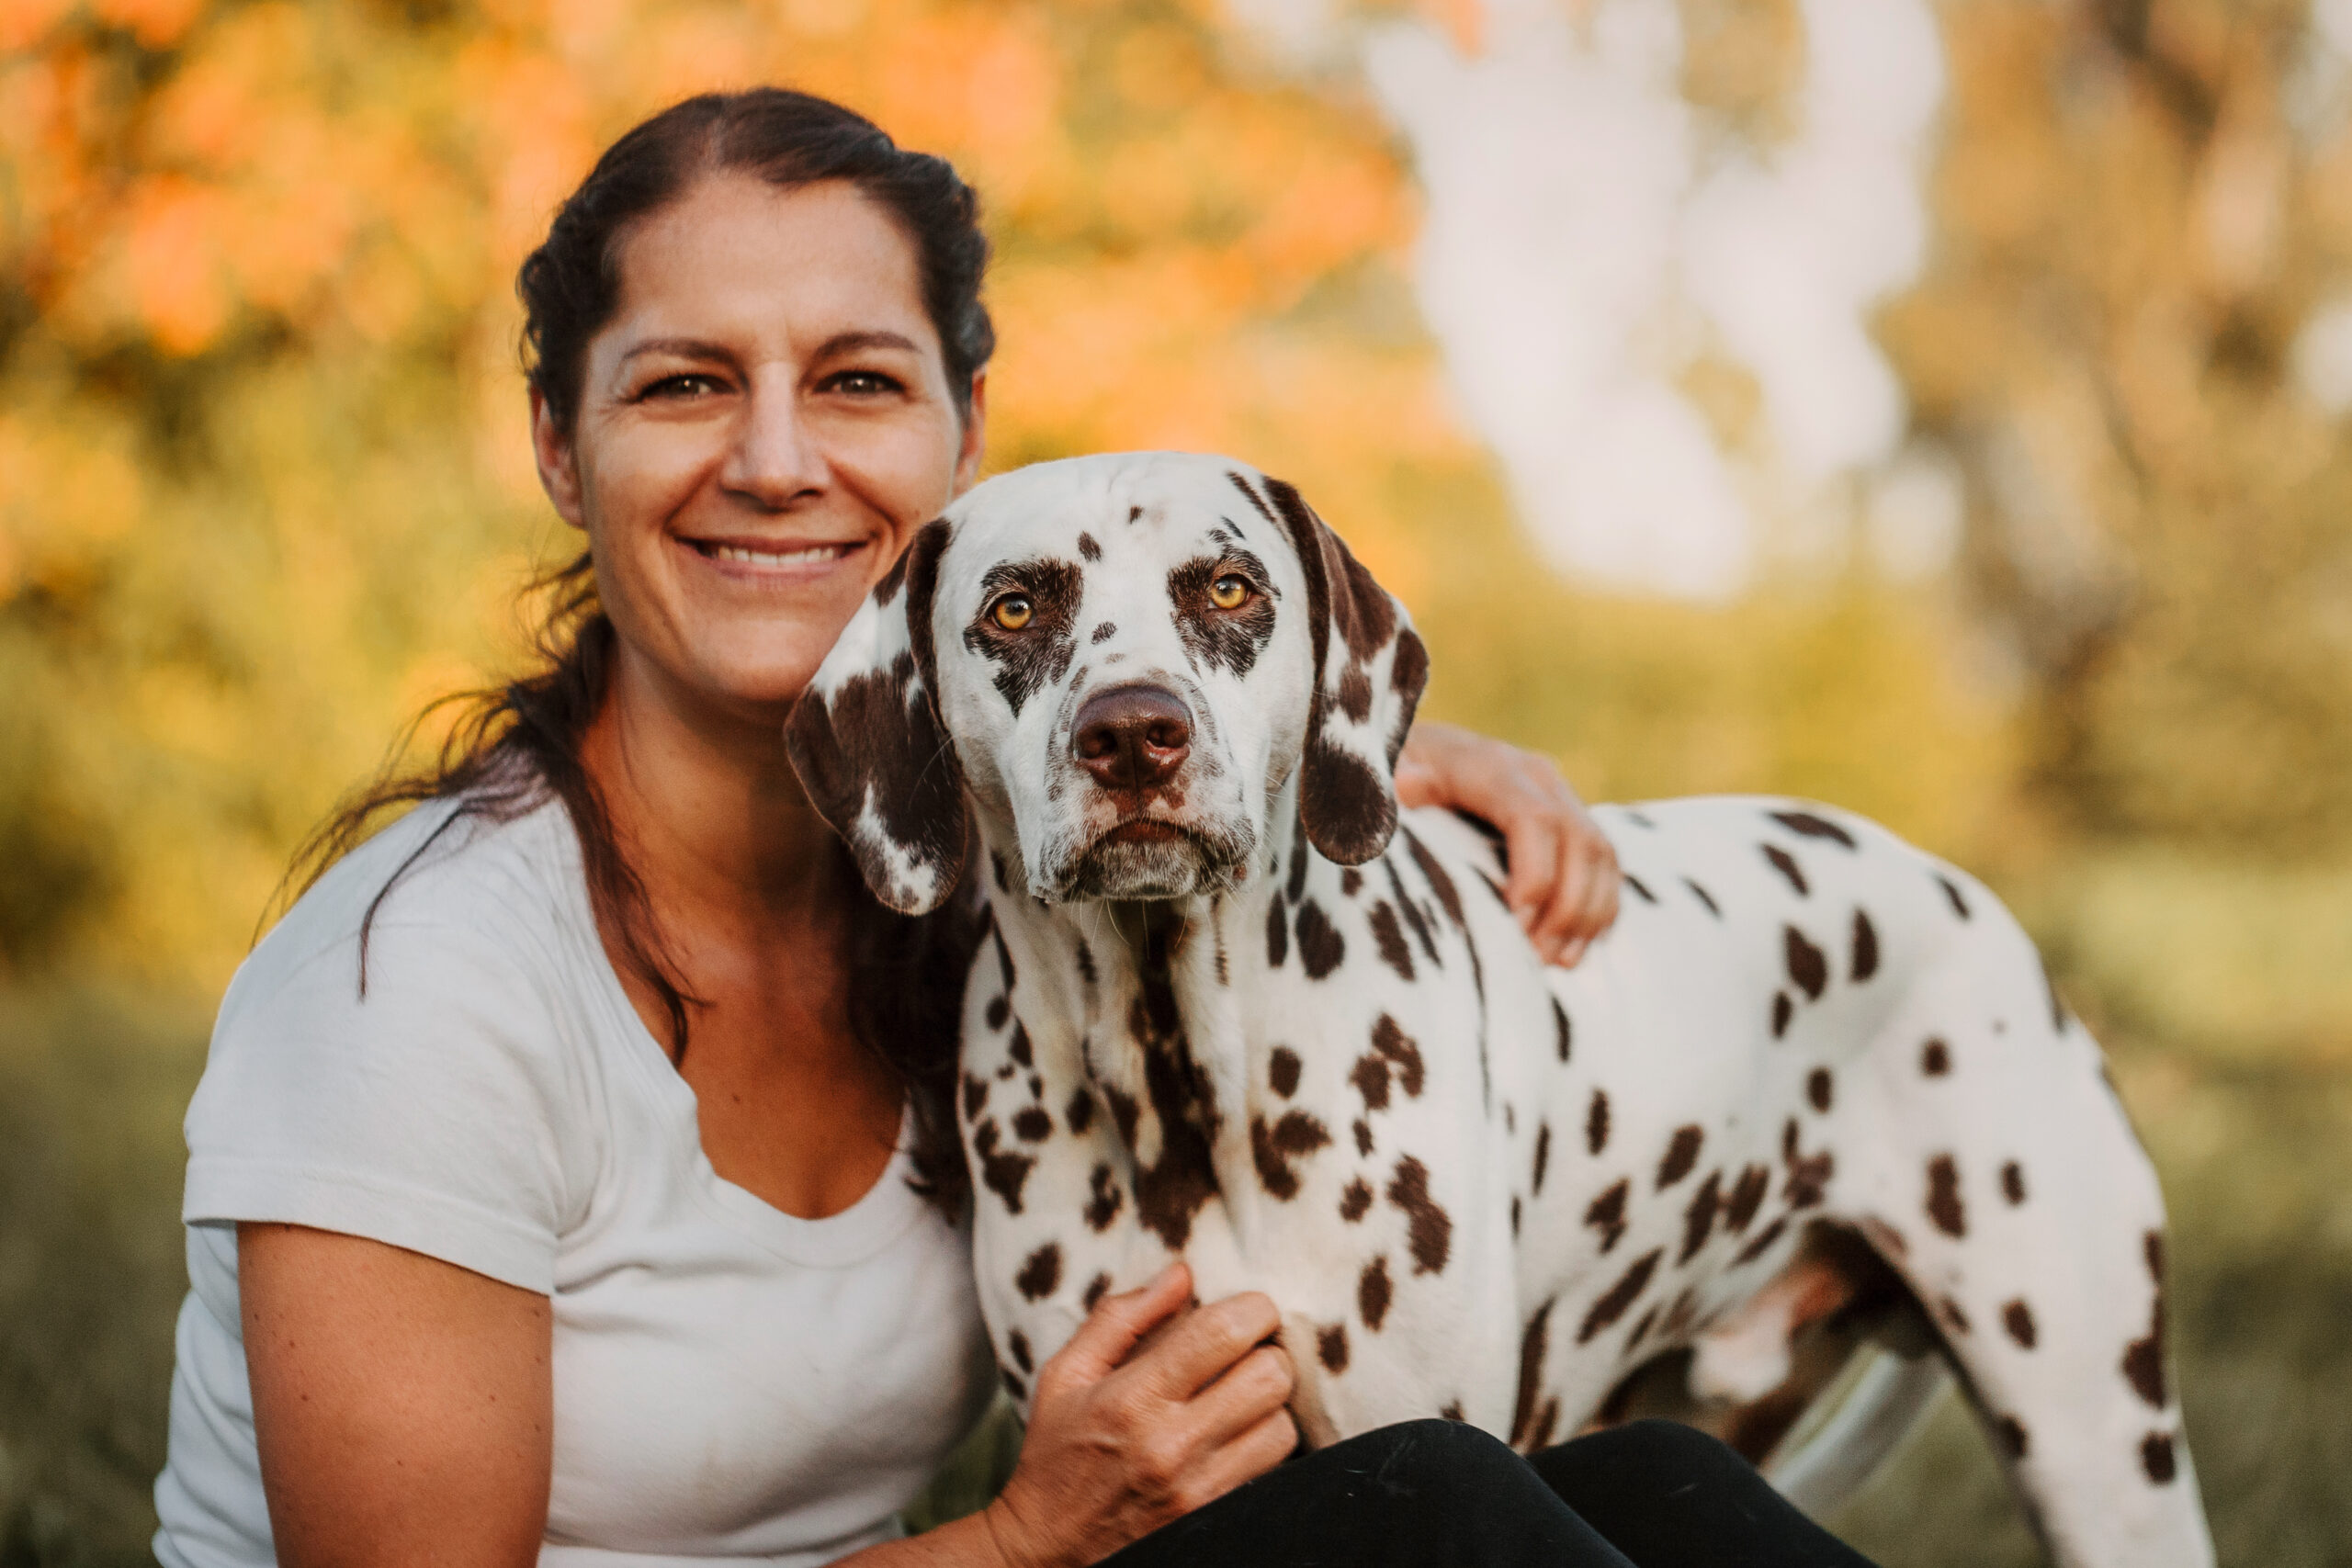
[151,86,1635,1568]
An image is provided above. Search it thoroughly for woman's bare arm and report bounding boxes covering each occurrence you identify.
[241,1223,554,1568]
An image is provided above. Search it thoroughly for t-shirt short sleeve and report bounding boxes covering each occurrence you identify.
[183,886,589,1295]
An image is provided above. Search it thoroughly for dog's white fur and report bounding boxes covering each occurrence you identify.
[789,453,2215,1568]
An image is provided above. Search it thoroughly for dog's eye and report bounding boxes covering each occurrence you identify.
[991,593,1035,631]
[1209,574,1250,611]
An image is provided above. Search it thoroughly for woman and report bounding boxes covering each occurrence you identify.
[154,89,1870,1568]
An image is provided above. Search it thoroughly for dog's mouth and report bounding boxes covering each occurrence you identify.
[1057,815,1254,902]
[1102,819,1185,845]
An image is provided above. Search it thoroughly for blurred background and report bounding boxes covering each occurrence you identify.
[1,0,2347,1560]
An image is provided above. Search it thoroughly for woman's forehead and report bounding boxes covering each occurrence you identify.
[602,174,938,354]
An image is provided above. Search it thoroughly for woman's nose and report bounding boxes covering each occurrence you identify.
[720,384,825,508]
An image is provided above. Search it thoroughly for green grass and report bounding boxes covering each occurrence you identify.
[3,982,2346,1565]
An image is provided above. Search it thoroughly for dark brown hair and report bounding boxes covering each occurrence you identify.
[284,89,994,1210]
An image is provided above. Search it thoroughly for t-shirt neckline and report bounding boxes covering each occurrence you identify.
[527,801,932,1269]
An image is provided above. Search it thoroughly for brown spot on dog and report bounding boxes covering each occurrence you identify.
[1807,1068,1834,1112]
[1679,1170,1723,1263]
[1724,1165,1770,1234]
[1782,1121,1834,1210]
[2003,1300,2039,1349]
[1926,1155,1966,1237]
[1265,897,1288,968]
[1762,843,1809,896]
[1510,1299,1556,1449]
[986,995,1010,1032]
[974,1121,1036,1214]
[1657,1124,1704,1190]
[1001,1367,1024,1401]
[1585,1179,1631,1253]
[1387,1156,1453,1274]
[1532,1122,1553,1196]
[1784,926,1828,1001]
[1082,1272,1112,1312]
[1578,1247,1663,1343]
[1734,1215,1789,1265]
[1684,878,1722,917]
[2146,1230,2165,1287]
[1066,1087,1095,1134]
[1771,992,1794,1039]
[1628,1303,1662,1352]
[2123,1298,2168,1409]
[1102,1085,1139,1146]
[1586,1089,1611,1155]
[1371,1015,1426,1097]
[1008,1329,1034,1374]
[1935,873,1971,919]
[1016,1243,1061,1302]
[1921,1037,1951,1077]
[1403,828,1466,929]
[1317,1323,1351,1373]
[1250,1111,1332,1201]
[1441,1400,1465,1422]
[1340,1178,1374,1222]
[1939,1296,1972,1335]
[1623,873,1657,904]
[1073,938,1096,987]
[1077,532,1102,562]
[1012,1106,1053,1143]
[2000,1161,2026,1205]
[1090,620,1115,644]
[1996,1416,2029,1459]
[962,1073,990,1122]
[2142,1432,2177,1484]
[1269,1046,1302,1099]
[1551,999,1573,1063]
[1353,1119,1374,1156]
[1340,867,1363,897]
[1771,808,1858,848]
[1368,901,1415,981]
[1350,1053,1392,1112]
[1359,1256,1393,1330]
[1849,909,1880,981]
[1295,899,1345,979]
[1511,1195,1521,1235]
[1084,1164,1124,1232]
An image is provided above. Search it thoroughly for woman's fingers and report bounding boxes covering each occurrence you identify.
[1125,1289,1284,1404]
[1047,1262,1193,1386]
[1177,1405,1300,1514]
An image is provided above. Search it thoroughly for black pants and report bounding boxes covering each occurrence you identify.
[1103,1419,1881,1568]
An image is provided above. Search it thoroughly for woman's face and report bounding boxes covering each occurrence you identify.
[533,174,984,723]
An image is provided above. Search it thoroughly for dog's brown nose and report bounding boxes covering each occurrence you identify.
[1073,684,1192,791]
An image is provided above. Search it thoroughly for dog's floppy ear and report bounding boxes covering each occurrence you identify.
[786,519,970,915]
[1253,473,1430,865]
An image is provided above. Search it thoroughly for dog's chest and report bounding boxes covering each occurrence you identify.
[956,798,1939,1432]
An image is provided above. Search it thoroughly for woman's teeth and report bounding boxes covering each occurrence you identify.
[705,542,851,567]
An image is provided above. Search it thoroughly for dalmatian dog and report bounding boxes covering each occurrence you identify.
[787,453,2214,1568]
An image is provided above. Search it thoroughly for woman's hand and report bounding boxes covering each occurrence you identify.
[1394,720,1621,967]
[978,1263,1296,1568]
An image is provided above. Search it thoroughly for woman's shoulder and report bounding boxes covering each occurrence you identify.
[247,792,587,992]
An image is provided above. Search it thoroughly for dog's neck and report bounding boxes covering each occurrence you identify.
[976,778,1317,1253]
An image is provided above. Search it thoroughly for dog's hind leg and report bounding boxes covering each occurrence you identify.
[1835,889,2214,1568]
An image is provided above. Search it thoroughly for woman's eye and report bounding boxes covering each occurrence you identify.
[826,370,904,396]
[1209,574,1250,611]
[639,373,725,400]
[991,594,1035,631]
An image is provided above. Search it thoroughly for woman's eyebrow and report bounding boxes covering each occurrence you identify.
[617,336,735,367]
[815,329,922,358]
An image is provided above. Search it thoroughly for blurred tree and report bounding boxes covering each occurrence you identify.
[1885,0,2352,853]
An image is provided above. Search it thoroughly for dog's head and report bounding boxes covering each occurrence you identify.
[787,453,1428,916]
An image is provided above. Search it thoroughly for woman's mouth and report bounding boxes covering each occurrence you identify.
[683,537,865,575]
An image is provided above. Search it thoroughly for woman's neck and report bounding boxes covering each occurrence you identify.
[582,644,842,934]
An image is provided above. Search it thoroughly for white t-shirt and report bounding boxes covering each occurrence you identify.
[154,796,997,1567]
